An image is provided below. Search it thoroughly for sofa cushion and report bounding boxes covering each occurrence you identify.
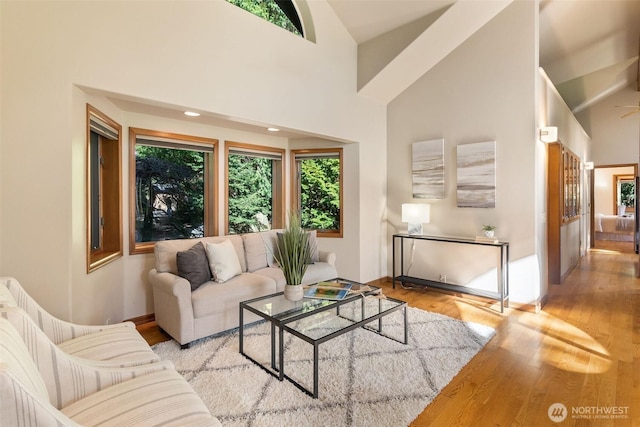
[0,317,50,403]
[307,230,320,263]
[260,230,281,267]
[61,369,218,427]
[155,235,246,275]
[302,262,338,286]
[0,282,17,306]
[176,242,211,291]
[205,239,242,283]
[191,273,277,318]
[253,262,338,291]
[252,267,287,290]
[242,232,268,272]
[57,328,161,366]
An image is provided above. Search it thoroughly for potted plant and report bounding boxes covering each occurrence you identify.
[274,211,312,301]
[482,225,496,237]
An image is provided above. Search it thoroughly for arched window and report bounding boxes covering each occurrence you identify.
[227,0,304,37]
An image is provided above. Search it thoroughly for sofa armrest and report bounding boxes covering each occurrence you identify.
[148,269,195,345]
[2,276,135,344]
[149,269,192,299]
[318,250,336,266]
[1,306,176,409]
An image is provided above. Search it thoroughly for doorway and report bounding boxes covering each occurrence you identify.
[592,164,638,253]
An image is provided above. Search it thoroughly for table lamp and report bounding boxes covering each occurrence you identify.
[402,203,430,235]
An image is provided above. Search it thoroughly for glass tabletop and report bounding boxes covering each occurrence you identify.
[284,296,406,341]
[242,278,379,322]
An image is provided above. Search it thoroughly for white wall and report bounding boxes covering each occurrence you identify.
[387,1,541,305]
[577,87,640,167]
[1,0,387,323]
[538,71,592,281]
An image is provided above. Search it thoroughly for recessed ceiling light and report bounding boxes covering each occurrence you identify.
[184,111,200,117]
[267,127,280,132]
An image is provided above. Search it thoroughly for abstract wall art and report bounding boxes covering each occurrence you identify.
[412,138,445,199]
[456,141,496,208]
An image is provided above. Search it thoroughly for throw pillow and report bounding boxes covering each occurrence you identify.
[307,230,320,263]
[176,242,211,291]
[275,231,319,265]
[264,230,280,267]
[242,232,268,272]
[205,239,242,283]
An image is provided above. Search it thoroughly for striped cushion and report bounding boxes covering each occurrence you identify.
[1,306,172,409]
[0,281,17,306]
[58,327,161,366]
[2,277,159,366]
[0,318,77,426]
[0,317,49,401]
[61,369,220,427]
[1,315,219,426]
[2,277,137,344]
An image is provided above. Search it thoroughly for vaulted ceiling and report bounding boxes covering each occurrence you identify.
[328,0,640,112]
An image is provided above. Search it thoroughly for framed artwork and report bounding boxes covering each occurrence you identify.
[456,141,496,208]
[412,138,444,199]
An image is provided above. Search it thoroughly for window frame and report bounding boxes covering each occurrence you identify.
[224,141,285,234]
[86,104,123,273]
[614,174,635,214]
[291,148,343,238]
[129,128,218,255]
[226,0,304,37]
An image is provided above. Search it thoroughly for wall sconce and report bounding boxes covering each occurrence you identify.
[585,161,594,170]
[402,203,430,235]
[540,126,558,143]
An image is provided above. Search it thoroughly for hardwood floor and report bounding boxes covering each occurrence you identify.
[139,241,639,426]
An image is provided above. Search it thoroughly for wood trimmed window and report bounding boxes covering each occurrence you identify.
[86,105,123,272]
[129,128,218,255]
[291,148,343,238]
[614,174,635,214]
[225,141,285,234]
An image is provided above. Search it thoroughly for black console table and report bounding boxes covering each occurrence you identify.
[392,233,509,313]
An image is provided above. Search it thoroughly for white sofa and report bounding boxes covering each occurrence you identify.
[148,230,338,347]
[0,307,221,427]
[0,276,160,367]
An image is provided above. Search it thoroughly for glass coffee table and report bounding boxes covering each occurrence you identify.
[239,278,407,398]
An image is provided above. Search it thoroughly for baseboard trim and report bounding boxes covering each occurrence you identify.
[366,277,389,287]
[125,313,155,326]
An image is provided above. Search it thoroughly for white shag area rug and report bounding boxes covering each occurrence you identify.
[153,306,495,427]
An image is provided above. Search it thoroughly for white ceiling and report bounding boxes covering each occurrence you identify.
[109,0,639,138]
[329,0,640,112]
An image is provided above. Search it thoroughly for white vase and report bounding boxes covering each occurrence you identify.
[484,230,495,237]
[284,284,304,301]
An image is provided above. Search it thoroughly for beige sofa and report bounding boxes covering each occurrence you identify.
[148,230,338,347]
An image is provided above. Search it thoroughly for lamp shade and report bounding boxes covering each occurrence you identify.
[402,203,430,224]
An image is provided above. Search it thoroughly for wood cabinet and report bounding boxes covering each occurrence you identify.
[548,143,581,284]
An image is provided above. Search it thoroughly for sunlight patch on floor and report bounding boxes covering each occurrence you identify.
[451,296,612,374]
[590,248,621,254]
[516,312,611,374]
